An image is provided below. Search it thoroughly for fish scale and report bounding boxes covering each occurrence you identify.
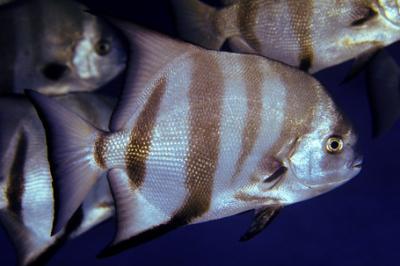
[0,94,115,266]
[27,20,362,257]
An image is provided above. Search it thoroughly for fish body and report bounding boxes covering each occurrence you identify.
[0,0,127,95]
[0,94,114,265]
[27,21,362,256]
[172,0,400,73]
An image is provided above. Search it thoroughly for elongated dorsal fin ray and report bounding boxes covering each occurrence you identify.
[99,169,179,257]
[26,90,105,235]
[105,18,197,131]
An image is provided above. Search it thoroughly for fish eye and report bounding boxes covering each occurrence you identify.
[95,39,111,56]
[326,136,344,154]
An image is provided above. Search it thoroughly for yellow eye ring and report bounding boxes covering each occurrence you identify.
[326,137,344,154]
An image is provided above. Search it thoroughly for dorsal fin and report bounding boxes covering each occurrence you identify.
[106,18,198,131]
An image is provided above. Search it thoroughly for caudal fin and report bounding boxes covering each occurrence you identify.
[26,90,106,235]
[171,0,226,50]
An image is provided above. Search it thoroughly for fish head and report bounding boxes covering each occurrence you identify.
[284,101,362,202]
[376,0,400,26]
[36,16,127,95]
[69,16,127,91]
[311,0,400,72]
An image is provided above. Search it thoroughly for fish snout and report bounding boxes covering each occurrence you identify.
[350,155,363,170]
[378,0,400,27]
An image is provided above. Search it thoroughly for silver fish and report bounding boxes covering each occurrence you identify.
[27,20,362,257]
[0,0,127,95]
[172,0,400,73]
[0,94,115,266]
[172,0,400,136]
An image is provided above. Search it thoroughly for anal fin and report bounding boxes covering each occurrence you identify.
[240,205,282,241]
[99,169,179,257]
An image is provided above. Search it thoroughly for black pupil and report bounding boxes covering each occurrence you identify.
[96,40,110,56]
[330,141,339,150]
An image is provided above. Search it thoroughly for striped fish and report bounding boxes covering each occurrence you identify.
[171,0,400,137]
[0,0,127,95]
[172,0,400,73]
[27,20,362,257]
[0,94,115,266]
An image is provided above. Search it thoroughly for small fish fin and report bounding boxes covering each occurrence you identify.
[98,169,180,257]
[240,205,282,241]
[227,36,257,54]
[263,165,287,184]
[342,48,381,83]
[0,210,51,266]
[26,90,106,235]
[105,18,196,131]
[365,49,400,137]
[171,0,227,50]
[1,206,84,266]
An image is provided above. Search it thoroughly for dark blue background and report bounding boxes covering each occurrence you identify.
[1,1,399,265]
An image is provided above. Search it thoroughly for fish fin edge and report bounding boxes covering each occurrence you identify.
[240,205,282,241]
[171,0,227,50]
[98,169,181,257]
[104,18,197,131]
[26,90,106,235]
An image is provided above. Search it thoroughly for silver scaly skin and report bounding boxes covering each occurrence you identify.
[27,21,363,257]
[0,0,127,95]
[0,94,114,266]
[172,0,400,73]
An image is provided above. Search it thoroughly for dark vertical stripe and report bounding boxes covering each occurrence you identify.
[97,56,224,257]
[94,135,107,169]
[125,78,167,188]
[231,58,263,184]
[173,54,223,222]
[6,131,28,219]
[288,0,314,72]
[238,1,261,51]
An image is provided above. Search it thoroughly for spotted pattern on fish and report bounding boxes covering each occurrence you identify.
[124,77,167,189]
[6,131,28,219]
[288,0,315,72]
[170,54,223,223]
[231,57,263,184]
[237,1,261,52]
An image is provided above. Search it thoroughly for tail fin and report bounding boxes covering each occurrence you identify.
[171,0,226,50]
[26,90,106,235]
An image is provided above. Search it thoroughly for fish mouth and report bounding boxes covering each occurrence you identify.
[377,0,400,27]
[351,156,363,169]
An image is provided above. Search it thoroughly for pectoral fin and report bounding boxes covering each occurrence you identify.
[365,49,400,137]
[240,205,282,241]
